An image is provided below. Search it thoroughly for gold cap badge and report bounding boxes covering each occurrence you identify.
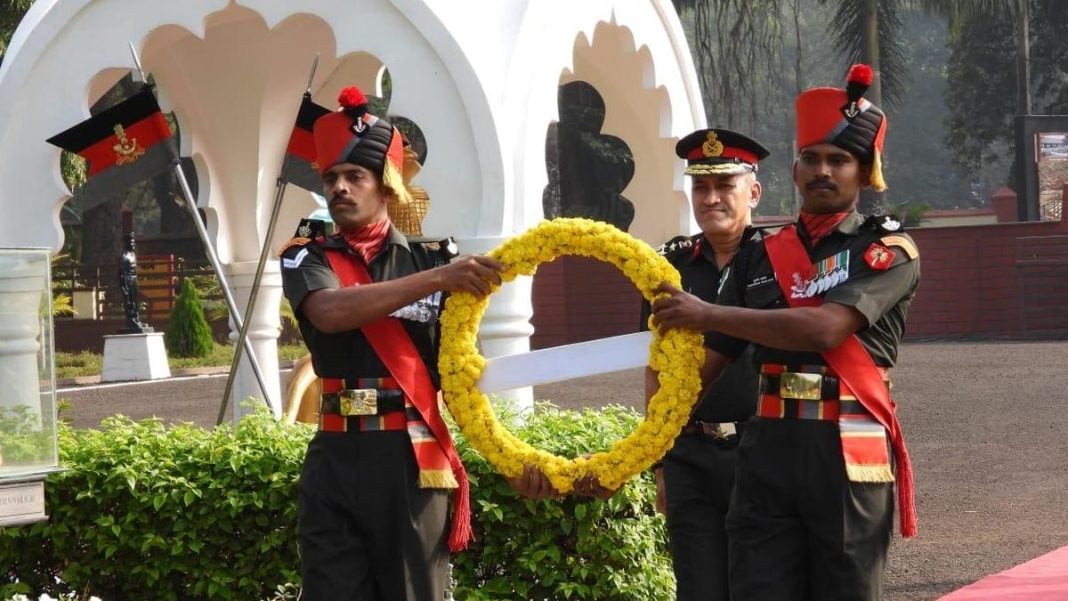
[702,131,724,158]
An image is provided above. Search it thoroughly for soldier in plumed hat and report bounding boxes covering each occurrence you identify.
[631,127,768,601]
[651,65,921,600]
[278,85,549,600]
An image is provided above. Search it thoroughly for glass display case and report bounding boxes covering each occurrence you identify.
[0,248,60,526]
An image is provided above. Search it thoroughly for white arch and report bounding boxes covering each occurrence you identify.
[0,0,706,417]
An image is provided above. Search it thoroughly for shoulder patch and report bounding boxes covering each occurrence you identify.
[281,246,310,269]
[879,234,919,260]
[277,236,312,257]
[656,234,697,257]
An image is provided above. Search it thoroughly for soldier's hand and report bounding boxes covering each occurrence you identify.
[506,465,559,500]
[573,474,620,500]
[650,283,713,331]
[653,466,667,515]
[436,255,505,298]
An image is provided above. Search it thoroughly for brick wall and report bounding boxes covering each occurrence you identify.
[907,197,1068,339]
[530,255,642,349]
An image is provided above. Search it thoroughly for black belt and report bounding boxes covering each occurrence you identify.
[680,421,743,440]
[320,390,405,416]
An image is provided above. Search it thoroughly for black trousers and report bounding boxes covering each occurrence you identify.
[297,430,449,601]
[663,434,740,601]
[726,418,893,601]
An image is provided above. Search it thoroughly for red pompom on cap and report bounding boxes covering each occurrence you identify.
[338,86,368,110]
[847,63,874,87]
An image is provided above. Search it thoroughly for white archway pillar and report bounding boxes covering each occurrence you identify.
[455,235,535,410]
[0,255,45,419]
[226,260,282,420]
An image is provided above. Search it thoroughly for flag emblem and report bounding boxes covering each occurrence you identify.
[112,124,145,165]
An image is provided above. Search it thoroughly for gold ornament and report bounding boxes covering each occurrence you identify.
[702,131,724,157]
[112,124,145,164]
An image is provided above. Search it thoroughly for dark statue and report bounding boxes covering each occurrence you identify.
[118,233,153,334]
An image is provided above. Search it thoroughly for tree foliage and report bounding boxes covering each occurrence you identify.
[0,0,33,63]
[944,0,1068,182]
[674,0,786,130]
[817,0,910,109]
[166,277,215,358]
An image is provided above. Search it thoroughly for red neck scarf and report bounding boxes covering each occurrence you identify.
[341,219,391,265]
[798,210,851,248]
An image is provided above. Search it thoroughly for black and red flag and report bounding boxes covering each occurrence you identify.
[46,85,177,198]
[283,93,331,192]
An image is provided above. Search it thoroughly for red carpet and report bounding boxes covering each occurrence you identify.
[939,545,1068,600]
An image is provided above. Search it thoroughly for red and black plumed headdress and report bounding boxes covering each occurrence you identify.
[312,86,405,179]
[795,64,887,191]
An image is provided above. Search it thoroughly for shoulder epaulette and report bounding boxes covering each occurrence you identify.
[656,234,698,257]
[277,218,327,257]
[277,236,312,257]
[878,234,919,260]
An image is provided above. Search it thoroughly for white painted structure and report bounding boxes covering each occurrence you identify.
[0,0,704,418]
[101,332,172,382]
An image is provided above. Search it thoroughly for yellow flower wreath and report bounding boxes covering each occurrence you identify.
[438,218,705,493]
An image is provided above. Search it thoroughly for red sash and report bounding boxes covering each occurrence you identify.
[762,225,917,538]
[323,249,472,552]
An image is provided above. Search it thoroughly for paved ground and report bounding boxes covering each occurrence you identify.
[59,340,1068,601]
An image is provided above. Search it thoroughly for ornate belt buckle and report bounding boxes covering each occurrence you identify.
[779,372,822,401]
[339,389,378,416]
[711,422,737,440]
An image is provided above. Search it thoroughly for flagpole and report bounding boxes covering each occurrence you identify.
[215,55,320,425]
[128,43,277,418]
[173,161,277,414]
[214,161,291,425]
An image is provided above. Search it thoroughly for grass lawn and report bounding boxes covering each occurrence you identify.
[56,342,308,380]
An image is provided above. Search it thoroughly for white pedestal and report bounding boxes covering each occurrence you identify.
[101,332,171,382]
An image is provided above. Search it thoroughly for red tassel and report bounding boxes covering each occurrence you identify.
[892,430,918,538]
[338,86,367,110]
[447,465,473,552]
[847,63,874,86]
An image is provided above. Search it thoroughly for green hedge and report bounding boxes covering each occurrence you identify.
[0,405,672,600]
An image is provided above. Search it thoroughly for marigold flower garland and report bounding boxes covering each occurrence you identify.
[438,218,705,493]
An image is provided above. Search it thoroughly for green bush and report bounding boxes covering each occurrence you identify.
[0,405,673,600]
[453,403,673,600]
[0,405,55,469]
[165,278,215,358]
[0,411,309,600]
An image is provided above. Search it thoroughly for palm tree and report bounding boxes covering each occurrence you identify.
[672,0,786,129]
[676,0,1016,111]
